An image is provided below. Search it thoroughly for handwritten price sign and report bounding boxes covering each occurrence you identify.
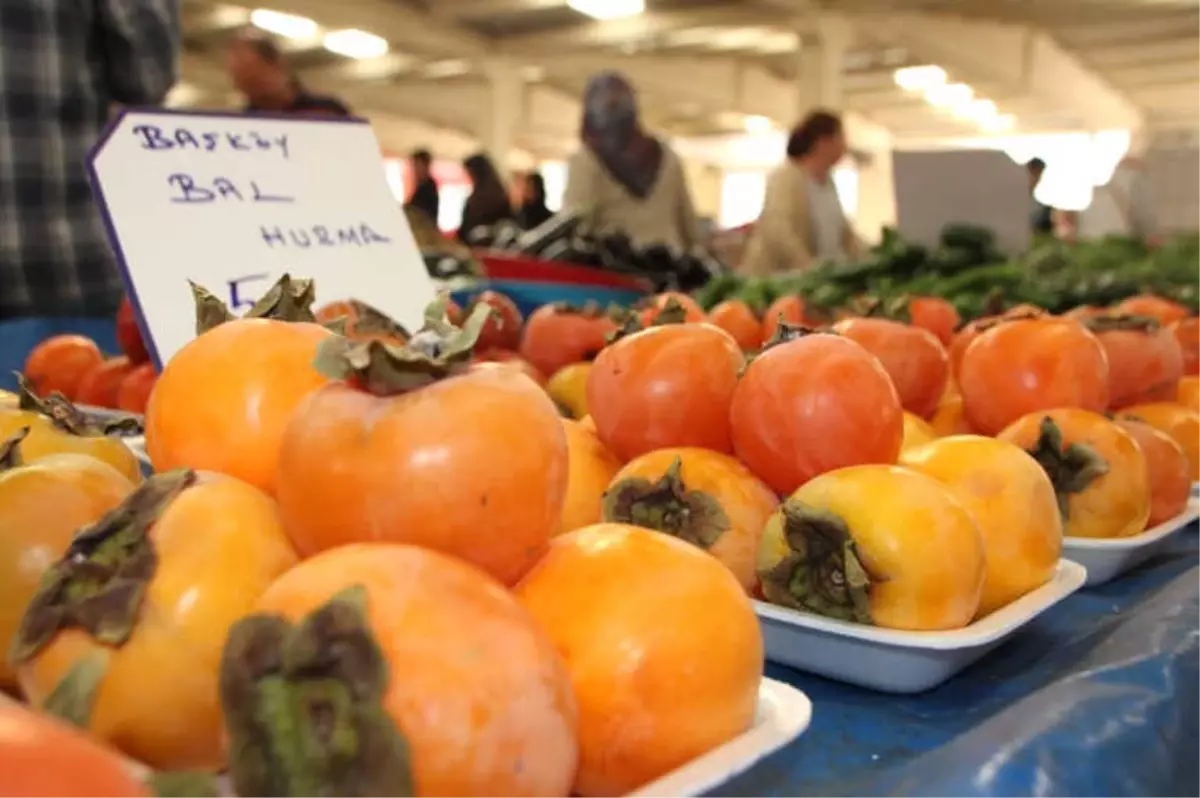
[88,109,436,367]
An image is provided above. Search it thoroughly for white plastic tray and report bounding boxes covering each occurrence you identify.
[1063,498,1199,587]
[754,559,1087,694]
[1191,481,1199,497]
[125,677,810,797]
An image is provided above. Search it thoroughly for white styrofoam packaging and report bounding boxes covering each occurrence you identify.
[630,678,812,797]
[1191,481,1199,498]
[1063,498,1199,587]
[755,559,1087,694]
[140,678,811,798]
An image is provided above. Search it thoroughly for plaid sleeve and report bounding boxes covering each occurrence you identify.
[95,0,180,105]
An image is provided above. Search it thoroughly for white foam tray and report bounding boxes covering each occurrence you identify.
[754,559,1087,694]
[1191,481,1199,498]
[128,677,810,798]
[1063,498,1199,587]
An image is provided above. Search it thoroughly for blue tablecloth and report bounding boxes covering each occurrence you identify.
[716,523,1199,797]
[0,317,119,392]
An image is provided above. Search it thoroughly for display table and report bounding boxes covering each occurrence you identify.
[716,524,1199,797]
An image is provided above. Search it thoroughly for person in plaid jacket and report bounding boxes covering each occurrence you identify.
[0,0,178,373]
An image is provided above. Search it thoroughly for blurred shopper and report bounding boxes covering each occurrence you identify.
[742,110,860,275]
[227,31,351,117]
[1027,157,1055,236]
[0,0,179,384]
[407,148,440,223]
[1070,157,1160,245]
[562,72,703,251]
[515,171,554,230]
[459,152,514,242]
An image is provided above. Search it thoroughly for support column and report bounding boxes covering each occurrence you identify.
[793,12,851,118]
[482,57,524,177]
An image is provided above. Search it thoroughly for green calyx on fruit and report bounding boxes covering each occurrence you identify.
[191,273,325,334]
[11,469,193,665]
[338,300,410,341]
[220,585,413,798]
[604,309,645,344]
[759,320,824,353]
[1083,313,1161,334]
[14,373,143,437]
[1026,416,1110,520]
[0,427,29,472]
[850,294,911,324]
[605,298,689,345]
[759,501,873,624]
[652,297,691,325]
[549,300,605,318]
[602,457,730,549]
[313,298,490,396]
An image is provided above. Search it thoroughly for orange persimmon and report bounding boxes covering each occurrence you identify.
[587,321,745,462]
[998,409,1150,539]
[23,335,104,400]
[1116,402,1200,481]
[0,379,141,483]
[115,363,157,415]
[833,317,950,419]
[13,470,298,770]
[519,302,616,378]
[1178,376,1199,412]
[145,276,333,495]
[315,299,408,344]
[928,379,973,437]
[1115,294,1189,326]
[468,289,524,351]
[276,304,567,586]
[546,362,592,419]
[959,316,1109,436]
[731,331,903,496]
[516,524,762,796]
[1113,418,1190,527]
[759,295,806,343]
[229,543,579,797]
[0,697,150,798]
[708,300,763,351]
[901,436,1062,617]
[907,296,960,347]
[603,448,778,592]
[75,357,134,410]
[560,418,622,534]
[0,431,134,687]
[1170,317,1198,376]
[758,464,985,630]
[1084,315,1183,408]
[638,292,706,326]
[901,412,938,452]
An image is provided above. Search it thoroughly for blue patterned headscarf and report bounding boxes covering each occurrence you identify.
[581,72,664,200]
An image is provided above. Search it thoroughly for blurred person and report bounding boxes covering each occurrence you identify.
[407,148,440,223]
[515,171,554,230]
[459,152,514,242]
[1027,157,1055,236]
[0,0,179,384]
[562,72,703,251]
[742,110,860,275]
[1068,156,1160,245]
[227,31,350,117]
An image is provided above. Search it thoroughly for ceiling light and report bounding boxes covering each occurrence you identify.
[323,29,389,59]
[925,82,973,109]
[249,9,317,40]
[981,114,1016,133]
[960,98,998,122]
[422,59,471,79]
[743,115,774,135]
[567,0,645,20]
[893,65,946,92]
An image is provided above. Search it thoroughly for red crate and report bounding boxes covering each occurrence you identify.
[477,251,652,292]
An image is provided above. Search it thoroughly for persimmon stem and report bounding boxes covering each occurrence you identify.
[1024,416,1109,520]
[602,457,730,549]
[220,586,413,798]
[759,501,873,624]
[13,373,143,437]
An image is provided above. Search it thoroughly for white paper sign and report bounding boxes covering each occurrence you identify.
[88,109,436,367]
[893,149,1031,256]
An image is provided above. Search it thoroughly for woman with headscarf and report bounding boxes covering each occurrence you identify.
[562,72,703,252]
[459,152,514,242]
[515,171,554,230]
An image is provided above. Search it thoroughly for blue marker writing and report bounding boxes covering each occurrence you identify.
[228,273,271,311]
[132,125,289,158]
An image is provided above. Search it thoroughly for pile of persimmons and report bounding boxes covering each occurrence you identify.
[2,275,1198,797]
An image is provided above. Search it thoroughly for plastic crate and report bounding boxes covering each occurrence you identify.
[477,251,653,292]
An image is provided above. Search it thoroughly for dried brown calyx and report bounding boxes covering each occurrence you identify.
[191,273,332,335]
[549,300,606,317]
[758,320,826,353]
[1083,314,1161,334]
[849,295,911,323]
[340,300,410,341]
[0,427,29,472]
[1024,416,1109,520]
[11,470,195,726]
[972,306,1048,334]
[758,501,873,624]
[219,586,413,798]
[313,297,490,396]
[15,374,143,437]
[602,457,730,549]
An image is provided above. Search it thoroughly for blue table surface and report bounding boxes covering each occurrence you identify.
[715,523,1199,798]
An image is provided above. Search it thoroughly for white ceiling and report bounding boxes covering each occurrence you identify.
[174,0,1200,161]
